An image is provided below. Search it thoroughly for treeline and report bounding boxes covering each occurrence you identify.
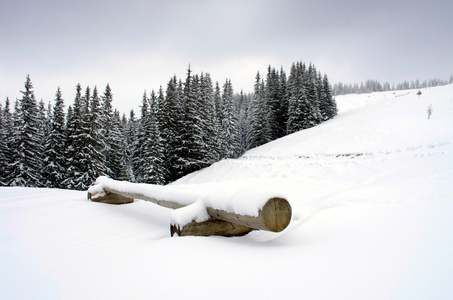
[0,61,337,189]
[333,75,453,96]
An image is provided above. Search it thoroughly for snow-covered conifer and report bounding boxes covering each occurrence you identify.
[9,75,44,186]
[42,87,67,188]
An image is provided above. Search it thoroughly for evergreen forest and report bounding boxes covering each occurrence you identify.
[0,61,337,189]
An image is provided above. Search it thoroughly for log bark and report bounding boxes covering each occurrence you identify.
[171,219,254,237]
[88,191,134,204]
[207,197,292,233]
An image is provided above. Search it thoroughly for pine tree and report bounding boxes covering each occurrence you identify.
[199,73,219,164]
[219,79,241,159]
[0,98,13,185]
[156,86,170,183]
[0,104,7,185]
[265,66,282,140]
[100,84,120,179]
[165,76,185,182]
[64,85,106,190]
[287,63,307,134]
[132,91,149,181]
[9,75,44,186]
[180,69,207,175]
[63,84,82,188]
[304,64,323,128]
[42,87,66,188]
[238,90,252,154]
[137,91,165,184]
[323,74,337,120]
[79,86,107,188]
[124,109,138,182]
[213,81,223,147]
[107,109,126,180]
[250,72,271,148]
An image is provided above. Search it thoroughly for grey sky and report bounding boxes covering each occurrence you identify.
[1,0,452,113]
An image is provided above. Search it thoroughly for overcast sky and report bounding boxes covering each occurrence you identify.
[1,0,452,114]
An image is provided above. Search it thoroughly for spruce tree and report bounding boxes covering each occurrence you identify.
[0,98,13,185]
[132,91,149,181]
[63,84,82,188]
[199,73,219,164]
[0,104,7,185]
[107,109,126,180]
[124,109,138,182]
[42,87,67,188]
[250,72,271,148]
[287,63,307,134]
[219,79,241,158]
[9,75,43,186]
[165,76,185,182]
[180,69,207,175]
[137,91,165,184]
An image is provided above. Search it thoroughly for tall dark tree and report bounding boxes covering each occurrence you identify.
[322,74,337,120]
[136,91,165,184]
[64,85,106,190]
[100,83,121,179]
[265,66,282,140]
[219,79,240,158]
[250,72,271,148]
[165,76,185,182]
[287,63,307,134]
[304,64,323,128]
[123,109,138,182]
[0,98,13,185]
[199,73,219,163]
[180,69,207,175]
[238,90,252,154]
[0,104,7,185]
[9,75,43,186]
[107,109,127,180]
[42,87,66,188]
[132,91,149,181]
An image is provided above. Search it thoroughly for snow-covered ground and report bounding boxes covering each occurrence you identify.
[1,85,453,299]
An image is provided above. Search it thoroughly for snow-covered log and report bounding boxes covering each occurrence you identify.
[87,176,292,235]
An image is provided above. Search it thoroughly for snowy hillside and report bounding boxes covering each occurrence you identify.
[1,85,453,299]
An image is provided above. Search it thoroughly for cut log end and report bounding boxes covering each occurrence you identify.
[88,191,134,205]
[260,197,292,232]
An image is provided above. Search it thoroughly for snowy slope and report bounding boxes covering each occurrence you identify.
[1,85,453,299]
